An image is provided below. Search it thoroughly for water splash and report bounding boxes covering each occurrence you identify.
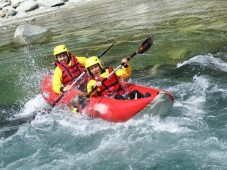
[177,53,227,72]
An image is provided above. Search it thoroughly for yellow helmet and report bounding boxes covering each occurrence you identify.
[86,56,103,69]
[53,45,68,57]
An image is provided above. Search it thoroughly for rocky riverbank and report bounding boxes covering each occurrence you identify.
[0,0,85,27]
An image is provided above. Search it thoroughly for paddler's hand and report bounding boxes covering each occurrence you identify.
[63,85,72,92]
[121,58,128,68]
[95,81,102,87]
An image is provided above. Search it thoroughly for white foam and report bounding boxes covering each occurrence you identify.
[18,94,50,117]
[177,53,227,72]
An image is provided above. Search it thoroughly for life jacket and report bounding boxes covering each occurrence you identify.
[55,54,89,88]
[92,67,125,97]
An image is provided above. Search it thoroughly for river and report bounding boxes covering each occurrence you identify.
[0,0,227,169]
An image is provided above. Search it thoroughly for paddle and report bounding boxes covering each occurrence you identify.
[74,36,153,111]
[51,41,116,108]
[107,36,153,78]
[30,41,116,122]
[98,40,116,58]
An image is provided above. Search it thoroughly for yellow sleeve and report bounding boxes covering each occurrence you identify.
[87,79,100,95]
[76,56,87,67]
[52,56,86,94]
[115,64,132,79]
[52,66,63,94]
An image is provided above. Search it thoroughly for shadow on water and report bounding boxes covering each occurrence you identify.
[0,105,35,139]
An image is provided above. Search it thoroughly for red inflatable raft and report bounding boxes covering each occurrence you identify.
[41,73,174,122]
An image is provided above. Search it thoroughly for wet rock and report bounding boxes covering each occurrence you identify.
[0,0,76,21]
[14,24,49,44]
[15,0,38,12]
[2,5,17,17]
[0,0,78,22]
[11,0,24,4]
[0,10,6,17]
[37,0,65,7]
[0,1,11,10]
[11,3,20,8]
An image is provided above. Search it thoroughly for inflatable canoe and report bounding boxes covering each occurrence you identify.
[41,73,174,122]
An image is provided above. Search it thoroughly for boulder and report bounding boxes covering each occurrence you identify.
[0,1,10,10]
[37,0,65,7]
[15,0,38,12]
[0,10,6,17]
[11,3,20,9]
[14,24,49,44]
[2,6,17,16]
[11,0,24,4]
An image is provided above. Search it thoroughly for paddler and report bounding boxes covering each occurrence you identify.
[52,45,89,94]
[85,56,151,99]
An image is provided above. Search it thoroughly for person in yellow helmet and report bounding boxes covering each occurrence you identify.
[86,56,150,99]
[52,45,89,94]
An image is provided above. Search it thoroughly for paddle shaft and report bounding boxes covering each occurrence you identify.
[51,41,116,107]
[51,71,86,107]
[107,51,136,78]
[85,52,137,97]
[86,36,153,98]
[98,41,116,58]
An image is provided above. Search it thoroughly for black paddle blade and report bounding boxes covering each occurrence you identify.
[98,41,116,58]
[138,36,153,54]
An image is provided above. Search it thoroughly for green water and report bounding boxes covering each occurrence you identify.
[0,0,227,169]
[0,0,226,106]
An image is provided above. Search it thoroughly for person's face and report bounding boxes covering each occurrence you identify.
[88,64,101,77]
[56,52,68,64]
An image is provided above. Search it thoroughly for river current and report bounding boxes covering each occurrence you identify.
[0,0,227,169]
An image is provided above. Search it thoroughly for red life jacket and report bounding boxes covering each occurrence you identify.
[55,54,88,87]
[92,67,125,97]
